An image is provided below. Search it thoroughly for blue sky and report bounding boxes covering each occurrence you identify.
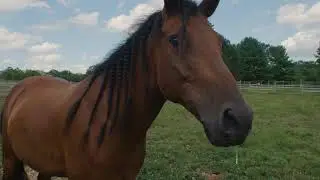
[0,0,319,73]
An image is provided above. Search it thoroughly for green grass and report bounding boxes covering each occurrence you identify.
[137,91,320,180]
[1,91,320,179]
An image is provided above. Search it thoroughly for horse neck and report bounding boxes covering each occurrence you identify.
[123,55,166,140]
[90,51,166,142]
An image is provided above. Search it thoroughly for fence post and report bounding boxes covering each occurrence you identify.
[300,79,303,94]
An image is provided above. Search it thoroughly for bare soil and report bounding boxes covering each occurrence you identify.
[0,166,67,180]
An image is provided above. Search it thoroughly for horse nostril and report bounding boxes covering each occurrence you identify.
[218,103,253,145]
[221,108,240,134]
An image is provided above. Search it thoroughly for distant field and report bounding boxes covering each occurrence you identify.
[0,82,319,179]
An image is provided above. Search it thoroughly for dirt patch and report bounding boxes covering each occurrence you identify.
[201,172,223,180]
[1,166,67,180]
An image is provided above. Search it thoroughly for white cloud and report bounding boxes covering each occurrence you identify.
[28,42,61,54]
[69,12,100,26]
[277,2,320,59]
[0,27,29,50]
[0,27,64,71]
[0,27,42,50]
[0,26,88,73]
[0,59,17,69]
[281,30,320,59]
[277,3,320,27]
[29,21,67,32]
[105,0,164,32]
[26,41,63,71]
[29,11,100,32]
[105,0,202,32]
[68,64,89,73]
[30,54,61,64]
[56,0,69,7]
[0,0,50,12]
[26,53,62,71]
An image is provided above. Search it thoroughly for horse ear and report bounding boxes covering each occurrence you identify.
[199,0,220,17]
[163,0,182,15]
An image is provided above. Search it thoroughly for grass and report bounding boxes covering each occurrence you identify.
[137,91,320,180]
[1,90,320,179]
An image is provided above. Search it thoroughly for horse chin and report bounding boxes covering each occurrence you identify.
[202,122,245,148]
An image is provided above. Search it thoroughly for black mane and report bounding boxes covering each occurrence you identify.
[65,0,199,147]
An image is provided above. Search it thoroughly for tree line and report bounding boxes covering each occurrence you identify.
[1,37,320,83]
[221,36,320,82]
[0,68,86,82]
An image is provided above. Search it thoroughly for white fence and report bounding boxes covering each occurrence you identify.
[0,81,320,99]
[237,81,320,94]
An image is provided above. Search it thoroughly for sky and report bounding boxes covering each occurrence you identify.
[0,0,319,73]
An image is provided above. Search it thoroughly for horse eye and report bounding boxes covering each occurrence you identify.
[168,34,179,48]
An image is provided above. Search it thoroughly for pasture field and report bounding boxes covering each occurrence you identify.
[0,88,320,179]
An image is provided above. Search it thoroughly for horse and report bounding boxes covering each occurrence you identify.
[1,0,253,179]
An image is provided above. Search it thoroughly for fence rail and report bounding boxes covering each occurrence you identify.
[237,81,320,93]
[0,81,320,100]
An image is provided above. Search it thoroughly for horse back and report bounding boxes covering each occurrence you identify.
[4,75,74,120]
[1,75,78,174]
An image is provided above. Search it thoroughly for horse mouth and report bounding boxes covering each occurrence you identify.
[202,124,246,147]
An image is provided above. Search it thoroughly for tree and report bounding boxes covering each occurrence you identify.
[0,67,24,80]
[315,42,320,64]
[24,69,42,77]
[0,67,86,82]
[220,35,240,79]
[86,65,96,75]
[237,37,270,81]
[48,69,60,77]
[267,45,294,81]
[293,61,319,82]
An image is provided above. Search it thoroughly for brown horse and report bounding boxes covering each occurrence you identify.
[1,0,253,179]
